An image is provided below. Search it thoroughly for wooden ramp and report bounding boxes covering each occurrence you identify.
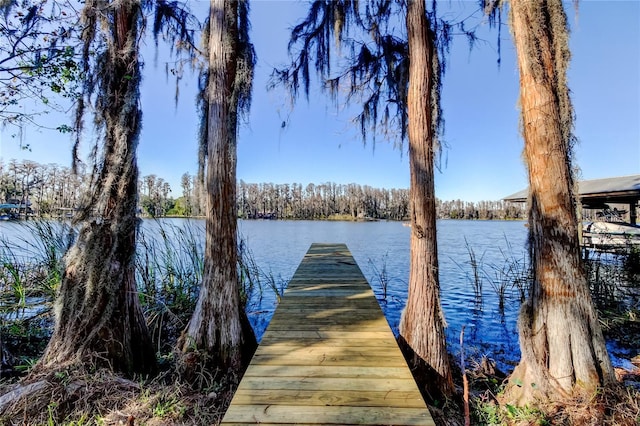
[221,243,434,425]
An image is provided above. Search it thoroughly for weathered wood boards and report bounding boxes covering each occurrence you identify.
[221,243,434,425]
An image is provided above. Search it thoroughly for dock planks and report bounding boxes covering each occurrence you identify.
[221,243,434,425]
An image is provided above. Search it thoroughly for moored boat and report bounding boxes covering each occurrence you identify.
[583,220,640,250]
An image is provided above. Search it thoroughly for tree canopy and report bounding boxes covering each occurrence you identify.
[0,0,81,138]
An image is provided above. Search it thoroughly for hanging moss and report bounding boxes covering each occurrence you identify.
[41,0,199,377]
[197,1,255,193]
[268,1,463,162]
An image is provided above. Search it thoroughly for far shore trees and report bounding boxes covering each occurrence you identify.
[485,0,615,404]
[0,160,527,220]
[177,0,257,373]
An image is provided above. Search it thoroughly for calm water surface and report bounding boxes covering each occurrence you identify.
[0,219,529,370]
[236,219,528,371]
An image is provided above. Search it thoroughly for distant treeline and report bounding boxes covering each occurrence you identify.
[0,160,526,220]
[235,181,527,221]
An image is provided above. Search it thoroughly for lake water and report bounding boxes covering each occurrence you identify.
[2,218,637,372]
[0,219,535,371]
[235,219,528,371]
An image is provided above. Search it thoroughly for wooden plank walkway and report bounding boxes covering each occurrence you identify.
[221,243,434,425]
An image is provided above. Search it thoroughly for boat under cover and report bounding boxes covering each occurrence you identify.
[583,221,640,250]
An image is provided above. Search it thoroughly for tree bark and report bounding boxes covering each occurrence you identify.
[39,0,156,376]
[399,0,454,397]
[505,0,614,404]
[178,0,256,373]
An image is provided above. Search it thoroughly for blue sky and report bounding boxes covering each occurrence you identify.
[1,0,638,202]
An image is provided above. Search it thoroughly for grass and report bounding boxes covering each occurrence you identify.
[0,365,233,425]
[0,221,71,313]
[457,350,640,426]
[0,219,279,368]
[0,221,73,382]
[490,238,531,305]
[135,220,205,354]
[457,237,640,316]
[454,236,531,312]
[471,399,551,425]
[462,237,484,308]
[470,384,640,425]
[135,219,287,357]
[238,237,286,308]
[451,242,640,426]
[368,252,391,301]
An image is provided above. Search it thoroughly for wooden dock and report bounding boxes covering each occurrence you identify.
[221,243,434,425]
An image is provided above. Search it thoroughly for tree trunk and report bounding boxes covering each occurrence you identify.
[178,0,256,373]
[399,0,454,397]
[505,0,614,404]
[39,1,156,376]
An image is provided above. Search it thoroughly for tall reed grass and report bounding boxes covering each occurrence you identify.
[0,221,73,318]
[368,253,390,302]
[457,237,639,315]
[135,219,286,354]
[454,236,531,313]
[0,221,75,374]
[0,219,285,365]
[584,249,640,312]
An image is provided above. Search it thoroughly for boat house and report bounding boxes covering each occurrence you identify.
[503,175,640,225]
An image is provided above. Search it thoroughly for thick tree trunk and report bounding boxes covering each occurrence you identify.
[178,0,256,372]
[399,0,453,397]
[39,1,156,376]
[505,0,614,404]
